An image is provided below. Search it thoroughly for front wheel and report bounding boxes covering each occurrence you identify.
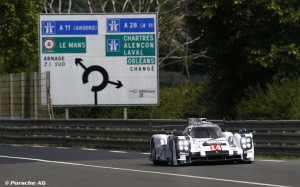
[243,160,254,164]
[168,140,178,165]
[237,160,254,164]
[151,140,159,165]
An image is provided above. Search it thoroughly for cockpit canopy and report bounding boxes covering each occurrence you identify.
[184,126,224,139]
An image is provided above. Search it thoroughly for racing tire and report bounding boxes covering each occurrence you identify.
[237,160,254,164]
[151,140,159,165]
[243,161,254,164]
[169,140,178,166]
[168,141,173,165]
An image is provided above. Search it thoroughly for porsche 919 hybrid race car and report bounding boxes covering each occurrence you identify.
[150,118,254,165]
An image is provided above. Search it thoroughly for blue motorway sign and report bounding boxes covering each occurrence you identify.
[42,20,98,35]
[106,18,154,33]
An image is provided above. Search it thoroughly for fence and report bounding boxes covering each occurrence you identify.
[0,119,299,156]
[0,72,50,118]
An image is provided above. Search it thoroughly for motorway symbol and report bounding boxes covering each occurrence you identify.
[107,39,120,52]
[107,19,120,32]
[42,21,56,34]
[75,58,123,105]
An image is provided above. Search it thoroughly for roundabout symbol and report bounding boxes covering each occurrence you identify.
[75,58,123,105]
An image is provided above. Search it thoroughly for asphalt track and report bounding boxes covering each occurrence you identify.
[0,144,299,187]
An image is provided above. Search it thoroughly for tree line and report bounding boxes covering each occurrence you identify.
[0,0,299,119]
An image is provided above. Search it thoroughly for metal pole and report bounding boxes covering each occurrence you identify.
[21,73,25,118]
[124,107,128,119]
[0,75,2,117]
[10,73,13,118]
[65,108,69,119]
[34,72,38,119]
[46,71,53,119]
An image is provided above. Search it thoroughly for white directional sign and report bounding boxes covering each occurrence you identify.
[39,13,159,106]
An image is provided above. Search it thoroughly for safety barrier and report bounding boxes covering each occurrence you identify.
[0,119,299,156]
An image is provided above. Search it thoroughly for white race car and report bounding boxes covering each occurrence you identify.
[150,118,254,165]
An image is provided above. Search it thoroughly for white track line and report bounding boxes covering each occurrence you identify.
[141,153,151,155]
[32,145,46,148]
[0,155,292,187]
[10,144,23,147]
[109,150,128,154]
[258,160,286,163]
[80,148,98,151]
[56,147,70,149]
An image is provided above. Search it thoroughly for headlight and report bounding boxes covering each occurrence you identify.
[184,140,189,146]
[241,137,252,150]
[241,138,246,144]
[246,137,251,143]
[184,146,189,151]
[177,139,190,152]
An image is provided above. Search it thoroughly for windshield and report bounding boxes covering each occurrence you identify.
[190,126,224,139]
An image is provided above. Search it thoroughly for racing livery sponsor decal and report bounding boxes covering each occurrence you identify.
[210,144,223,151]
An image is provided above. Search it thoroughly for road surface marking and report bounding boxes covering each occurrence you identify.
[258,160,286,163]
[0,155,292,187]
[141,153,151,155]
[109,150,128,154]
[56,147,70,149]
[81,148,98,151]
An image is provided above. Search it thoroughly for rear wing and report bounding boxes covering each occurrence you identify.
[188,118,207,126]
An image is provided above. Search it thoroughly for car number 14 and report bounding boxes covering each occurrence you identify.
[210,144,222,151]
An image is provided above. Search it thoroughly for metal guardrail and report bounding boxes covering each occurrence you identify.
[0,119,299,156]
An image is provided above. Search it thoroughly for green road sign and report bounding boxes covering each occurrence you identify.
[106,34,155,56]
[42,37,86,53]
[127,57,155,65]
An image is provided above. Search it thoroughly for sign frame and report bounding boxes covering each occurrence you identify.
[39,13,159,107]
